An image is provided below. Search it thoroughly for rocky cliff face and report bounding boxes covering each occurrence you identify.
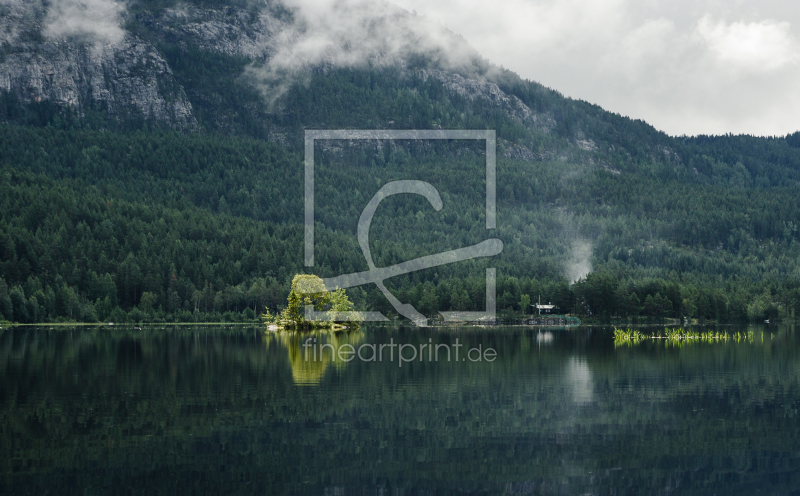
[418,68,554,132]
[0,1,550,137]
[0,2,196,128]
[135,6,288,59]
[137,6,554,129]
[0,38,197,128]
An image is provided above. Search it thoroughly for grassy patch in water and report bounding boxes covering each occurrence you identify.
[614,327,759,347]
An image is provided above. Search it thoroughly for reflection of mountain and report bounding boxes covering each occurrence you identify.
[264,329,364,385]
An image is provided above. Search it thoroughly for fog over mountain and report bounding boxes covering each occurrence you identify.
[2,0,800,326]
[394,0,800,136]
[9,0,798,136]
[245,0,485,103]
[44,0,127,46]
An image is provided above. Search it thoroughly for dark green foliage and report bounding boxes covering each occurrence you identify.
[1,120,799,323]
[157,46,273,139]
[0,278,12,321]
[2,26,800,323]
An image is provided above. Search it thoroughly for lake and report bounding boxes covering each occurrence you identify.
[2,324,799,495]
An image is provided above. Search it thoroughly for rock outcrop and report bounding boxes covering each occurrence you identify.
[0,1,554,138]
[0,3,196,128]
[419,69,554,131]
[136,6,287,59]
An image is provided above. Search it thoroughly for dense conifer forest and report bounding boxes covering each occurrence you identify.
[2,0,800,324]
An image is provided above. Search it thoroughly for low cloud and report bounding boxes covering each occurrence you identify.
[697,15,798,72]
[392,0,800,136]
[0,0,30,45]
[44,0,126,46]
[248,0,482,104]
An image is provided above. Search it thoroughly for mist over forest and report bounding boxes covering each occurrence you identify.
[1,0,800,325]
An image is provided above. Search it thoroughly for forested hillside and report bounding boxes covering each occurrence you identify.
[1,0,800,324]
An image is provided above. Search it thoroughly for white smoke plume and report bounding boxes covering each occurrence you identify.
[248,0,484,103]
[566,239,592,284]
[44,0,126,46]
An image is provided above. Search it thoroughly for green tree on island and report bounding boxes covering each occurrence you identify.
[264,274,361,330]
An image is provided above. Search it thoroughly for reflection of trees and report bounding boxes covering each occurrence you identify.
[264,329,364,385]
[2,325,800,494]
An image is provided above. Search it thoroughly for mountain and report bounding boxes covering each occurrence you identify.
[1,0,800,324]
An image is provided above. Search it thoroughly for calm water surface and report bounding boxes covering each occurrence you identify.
[2,324,800,495]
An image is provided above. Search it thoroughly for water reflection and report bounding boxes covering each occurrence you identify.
[264,329,364,385]
[536,330,553,346]
[566,357,593,405]
[1,324,799,494]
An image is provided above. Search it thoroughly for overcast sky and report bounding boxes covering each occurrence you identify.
[391,0,800,137]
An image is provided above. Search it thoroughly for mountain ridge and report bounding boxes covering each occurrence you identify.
[1,0,800,325]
